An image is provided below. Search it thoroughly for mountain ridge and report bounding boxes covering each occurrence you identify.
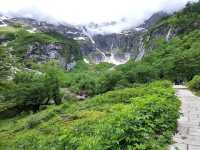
[0,11,171,65]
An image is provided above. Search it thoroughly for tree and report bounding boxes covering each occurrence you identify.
[5,71,61,112]
[98,70,123,93]
[44,73,61,105]
[0,47,12,81]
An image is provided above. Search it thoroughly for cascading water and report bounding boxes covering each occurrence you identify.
[95,49,130,65]
[81,26,96,44]
[166,27,172,42]
[96,48,106,60]
[81,26,131,65]
[135,37,145,61]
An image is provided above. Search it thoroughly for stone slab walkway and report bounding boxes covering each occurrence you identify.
[169,85,200,150]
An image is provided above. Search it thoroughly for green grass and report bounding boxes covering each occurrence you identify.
[0,26,18,33]
[0,26,20,34]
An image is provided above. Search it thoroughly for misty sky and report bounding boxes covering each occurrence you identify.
[0,0,198,32]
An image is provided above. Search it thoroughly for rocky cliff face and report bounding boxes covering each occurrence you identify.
[1,11,176,66]
[86,30,144,64]
[25,42,73,69]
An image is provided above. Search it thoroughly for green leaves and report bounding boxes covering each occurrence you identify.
[0,81,180,150]
[2,70,61,112]
[53,81,180,150]
[188,75,200,94]
[0,46,13,81]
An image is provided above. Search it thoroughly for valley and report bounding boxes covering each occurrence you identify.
[0,1,200,150]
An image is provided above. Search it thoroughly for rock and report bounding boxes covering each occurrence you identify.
[66,61,76,70]
[26,43,61,60]
[25,42,78,69]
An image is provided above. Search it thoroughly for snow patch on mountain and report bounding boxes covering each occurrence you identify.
[73,37,86,41]
[26,27,37,33]
[0,15,8,27]
[80,26,96,44]
[83,58,90,64]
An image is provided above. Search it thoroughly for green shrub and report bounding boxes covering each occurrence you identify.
[57,81,180,150]
[0,46,13,81]
[188,75,200,91]
[0,81,180,150]
[25,115,41,129]
[25,110,56,129]
[3,70,61,112]
[69,72,99,95]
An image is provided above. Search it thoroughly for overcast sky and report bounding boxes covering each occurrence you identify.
[0,0,198,32]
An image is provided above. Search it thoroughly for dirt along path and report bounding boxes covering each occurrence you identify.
[169,85,200,150]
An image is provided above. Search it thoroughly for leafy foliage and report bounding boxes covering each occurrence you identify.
[141,29,200,82]
[188,75,200,94]
[0,81,180,150]
[152,1,200,35]
[0,46,12,81]
[1,70,61,113]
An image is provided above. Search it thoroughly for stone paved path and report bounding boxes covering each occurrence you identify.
[169,85,200,150]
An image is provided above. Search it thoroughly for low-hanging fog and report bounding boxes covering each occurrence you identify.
[0,0,198,33]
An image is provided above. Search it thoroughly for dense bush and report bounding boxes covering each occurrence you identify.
[0,46,13,81]
[3,70,61,112]
[98,70,123,93]
[69,72,99,95]
[61,96,179,150]
[3,81,180,150]
[188,75,200,92]
[58,82,179,150]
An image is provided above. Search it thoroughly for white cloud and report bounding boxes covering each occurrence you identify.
[0,0,198,32]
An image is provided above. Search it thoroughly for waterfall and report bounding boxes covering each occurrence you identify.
[96,48,130,65]
[166,27,172,42]
[81,27,95,44]
[135,37,145,61]
[96,48,106,60]
[83,58,90,64]
[110,40,114,50]
[81,26,130,65]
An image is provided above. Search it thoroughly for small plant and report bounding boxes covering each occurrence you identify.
[188,75,200,95]
[25,115,41,129]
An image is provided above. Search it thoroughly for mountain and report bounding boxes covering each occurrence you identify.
[0,11,170,67]
[0,2,198,69]
[0,1,200,150]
